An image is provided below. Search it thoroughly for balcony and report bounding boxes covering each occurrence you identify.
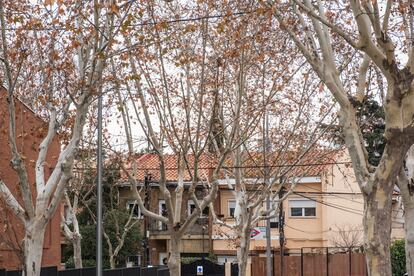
[147,217,209,236]
[148,219,168,233]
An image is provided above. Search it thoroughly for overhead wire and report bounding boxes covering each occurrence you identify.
[299,183,364,205]
[292,192,363,215]
[71,161,353,172]
[291,191,404,221]
[0,10,256,32]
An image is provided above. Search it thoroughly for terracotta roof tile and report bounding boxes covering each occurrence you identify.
[120,149,340,183]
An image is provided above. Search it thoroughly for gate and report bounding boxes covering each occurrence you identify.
[230,264,238,276]
[181,259,225,276]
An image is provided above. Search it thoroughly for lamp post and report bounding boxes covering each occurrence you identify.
[279,186,286,276]
[264,101,272,276]
[144,173,152,266]
[96,90,103,276]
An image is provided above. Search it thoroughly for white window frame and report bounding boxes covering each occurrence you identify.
[188,199,208,217]
[289,199,316,218]
[126,200,143,219]
[228,200,236,218]
[217,255,237,264]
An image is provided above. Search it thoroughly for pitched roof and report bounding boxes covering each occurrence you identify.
[120,149,340,183]
[120,153,217,183]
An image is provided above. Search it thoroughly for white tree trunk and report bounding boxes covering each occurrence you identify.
[363,186,393,276]
[23,223,46,276]
[404,205,414,276]
[237,226,251,276]
[401,146,414,276]
[72,233,82,269]
[168,234,181,276]
[109,254,116,269]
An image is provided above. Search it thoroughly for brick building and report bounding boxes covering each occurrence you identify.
[0,87,61,269]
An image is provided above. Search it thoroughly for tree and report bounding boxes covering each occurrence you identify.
[400,147,414,275]
[326,96,386,166]
[266,1,414,275]
[62,159,141,269]
[0,1,124,275]
[61,191,83,269]
[61,147,97,269]
[63,211,141,269]
[108,3,277,274]
[110,3,336,275]
[208,74,334,276]
[83,160,141,269]
[391,240,406,276]
[331,224,363,250]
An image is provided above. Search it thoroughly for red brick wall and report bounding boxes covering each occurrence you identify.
[0,88,61,269]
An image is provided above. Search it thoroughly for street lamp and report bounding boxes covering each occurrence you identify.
[96,91,103,276]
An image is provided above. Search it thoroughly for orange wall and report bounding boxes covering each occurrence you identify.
[213,182,326,254]
[0,89,61,269]
[212,151,405,255]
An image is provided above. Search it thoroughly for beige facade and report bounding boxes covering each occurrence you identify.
[212,152,405,260]
[117,151,405,264]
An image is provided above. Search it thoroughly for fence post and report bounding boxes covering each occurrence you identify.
[301,248,303,276]
[326,247,329,276]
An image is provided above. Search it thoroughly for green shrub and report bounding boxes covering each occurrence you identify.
[391,239,406,276]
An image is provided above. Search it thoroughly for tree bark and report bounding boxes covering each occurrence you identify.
[23,223,46,276]
[168,234,181,276]
[404,204,414,276]
[237,226,251,276]
[363,185,393,276]
[109,255,116,269]
[72,234,83,269]
[400,145,414,276]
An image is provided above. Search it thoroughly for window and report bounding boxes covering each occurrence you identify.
[188,200,209,217]
[126,201,142,219]
[228,200,236,217]
[270,221,279,228]
[159,200,167,216]
[217,256,237,265]
[289,199,316,217]
[269,209,278,228]
[188,200,196,216]
[159,200,167,230]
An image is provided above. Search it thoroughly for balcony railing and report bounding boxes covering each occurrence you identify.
[147,216,209,235]
[148,220,168,232]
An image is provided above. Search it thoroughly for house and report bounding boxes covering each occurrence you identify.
[212,151,405,263]
[117,150,405,266]
[0,87,61,269]
[117,153,214,266]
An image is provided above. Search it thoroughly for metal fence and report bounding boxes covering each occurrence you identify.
[181,259,224,276]
[0,266,168,276]
[252,247,366,276]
